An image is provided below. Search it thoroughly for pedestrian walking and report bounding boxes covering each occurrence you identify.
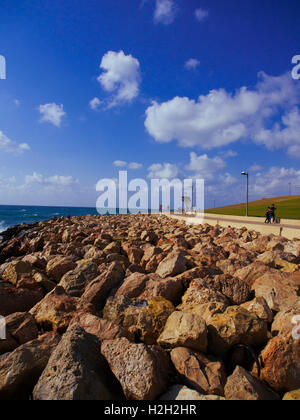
[270,204,277,223]
[265,207,272,224]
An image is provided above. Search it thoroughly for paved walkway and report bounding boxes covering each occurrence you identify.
[166,213,300,240]
[203,214,300,231]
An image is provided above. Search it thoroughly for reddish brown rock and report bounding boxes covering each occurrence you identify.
[115,272,183,305]
[180,279,230,308]
[0,282,43,317]
[178,301,228,324]
[127,246,144,265]
[0,312,38,354]
[2,261,32,285]
[46,256,77,283]
[101,337,173,400]
[252,271,300,312]
[33,325,118,400]
[170,347,227,396]
[271,303,300,337]
[22,255,47,270]
[158,311,207,352]
[104,241,121,254]
[241,297,273,323]
[156,251,187,278]
[81,261,124,307]
[140,246,163,269]
[207,306,268,356]
[225,366,280,400]
[175,266,222,289]
[196,274,251,305]
[58,261,99,297]
[122,297,175,344]
[235,261,273,287]
[141,230,158,244]
[70,312,135,342]
[29,286,78,333]
[0,332,61,399]
[254,334,300,393]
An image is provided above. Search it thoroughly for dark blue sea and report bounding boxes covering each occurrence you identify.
[0,205,151,232]
[0,205,101,232]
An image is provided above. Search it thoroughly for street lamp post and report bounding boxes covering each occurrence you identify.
[241,171,249,217]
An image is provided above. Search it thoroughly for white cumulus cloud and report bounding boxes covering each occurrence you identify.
[0,131,30,154]
[25,172,79,188]
[185,152,226,180]
[38,103,66,127]
[252,167,300,197]
[145,71,300,155]
[89,97,102,111]
[98,50,141,107]
[148,163,179,179]
[113,160,128,167]
[128,162,143,170]
[154,0,177,25]
[195,8,209,22]
[114,160,143,170]
[185,58,200,70]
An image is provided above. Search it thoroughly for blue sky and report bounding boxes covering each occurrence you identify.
[0,0,300,208]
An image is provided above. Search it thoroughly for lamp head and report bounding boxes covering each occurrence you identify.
[241,171,248,176]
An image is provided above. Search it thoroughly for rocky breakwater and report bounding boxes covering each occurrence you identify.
[0,213,299,400]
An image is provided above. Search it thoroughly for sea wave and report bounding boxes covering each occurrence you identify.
[0,220,8,233]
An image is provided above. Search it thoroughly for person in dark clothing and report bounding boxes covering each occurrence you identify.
[270,204,277,223]
[265,207,272,223]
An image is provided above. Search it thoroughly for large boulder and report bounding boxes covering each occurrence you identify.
[178,301,228,324]
[170,347,226,396]
[235,262,273,287]
[252,272,300,312]
[0,282,43,317]
[0,332,60,399]
[69,312,135,343]
[158,311,207,352]
[140,246,163,270]
[156,251,187,278]
[126,246,144,265]
[195,274,251,305]
[0,312,38,355]
[207,306,268,356]
[2,261,32,285]
[122,297,175,344]
[58,261,99,297]
[115,272,183,305]
[180,279,230,308]
[83,246,106,265]
[253,334,300,393]
[271,303,300,337]
[225,366,280,400]
[103,296,175,345]
[101,337,173,400]
[81,261,124,308]
[29,286,78,333]
[141,230,158,244]
[46,256,77,283]
[241,297,273,324]
[33,325,119,400]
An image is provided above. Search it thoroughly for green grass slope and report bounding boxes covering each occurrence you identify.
[206,196,300,220]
